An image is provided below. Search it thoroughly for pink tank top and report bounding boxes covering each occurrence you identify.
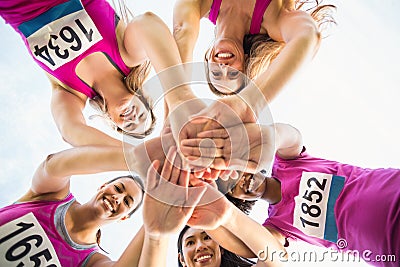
[263,149,400,266]
[0,0,130,98]
[0,194,98,267]
[208,0,272,34]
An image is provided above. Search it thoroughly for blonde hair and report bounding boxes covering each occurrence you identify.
[89,0,156,138]
[245,0,337,80]
[206,0,337,95]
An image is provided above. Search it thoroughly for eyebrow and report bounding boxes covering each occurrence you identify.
[184,231,207,241]
[121,182,135,207]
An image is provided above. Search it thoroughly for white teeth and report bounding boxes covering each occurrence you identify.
[216,52,233,58]
[103,198,115,213]
[195,255,212,262]
[248,177,255,192]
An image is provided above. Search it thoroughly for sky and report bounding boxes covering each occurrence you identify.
[0,0,399,266]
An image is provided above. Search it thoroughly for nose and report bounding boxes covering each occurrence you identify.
[195,241,207,252]
[125,112,139,125]
[218,64,229,76]
[111,194,124,205]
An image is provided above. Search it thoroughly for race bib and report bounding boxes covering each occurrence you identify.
[293,172,344,242]
[0,213,61,267]
[18,0,103,70]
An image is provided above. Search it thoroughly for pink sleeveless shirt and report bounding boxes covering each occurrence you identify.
[0,194,98,267]
[208,0,272,34]
[264,148,400,266]
[0,0,130,98]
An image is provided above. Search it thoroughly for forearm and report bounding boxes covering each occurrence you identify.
[173,26,198,64]
[59,123,122,147]
[126,12,195,105]
[207,226,256,258]
[45,145,131,177]
[138,233,169,267]
[128,134,175,178]
[109,227,145,267]
[273,123,303,159]
[222,207,286,266]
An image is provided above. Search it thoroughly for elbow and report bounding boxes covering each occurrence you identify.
[58,125,82,147]
[298,25,321,55]
[131,11,161,27]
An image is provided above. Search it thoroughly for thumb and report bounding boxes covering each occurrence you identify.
[185,185,207,208]
[227,159,258,173]
[146,160,160,192]
[189,107,216,124]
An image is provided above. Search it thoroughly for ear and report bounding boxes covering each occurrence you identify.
[178,253,186,267]
[220,247,224,255]
[98,183,106,190]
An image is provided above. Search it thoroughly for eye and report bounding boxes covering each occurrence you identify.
[185,240,194,246]
[204,235,212,240]
[124,197,130,208]
[228,70,239,78]
[114,185,122,193]
[211,71,222,77]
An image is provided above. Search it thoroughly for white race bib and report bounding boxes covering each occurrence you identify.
[0,213,61,267]
[19,0,103,70]
[293,172,344,242]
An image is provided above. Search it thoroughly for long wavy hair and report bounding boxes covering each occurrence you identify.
[89,0,156,138]
[206,0,337,96]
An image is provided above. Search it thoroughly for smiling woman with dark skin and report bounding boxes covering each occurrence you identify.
[182,122,400,267]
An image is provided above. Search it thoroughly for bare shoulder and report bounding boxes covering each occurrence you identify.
[85,252,113,267]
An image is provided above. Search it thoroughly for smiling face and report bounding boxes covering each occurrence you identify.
[207,38,245,95]
[179,228,222,267]
[107,94,151,135]
[94,177,143,221]
[228,172,267,201]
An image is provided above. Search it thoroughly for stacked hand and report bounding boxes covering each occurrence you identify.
[180,123,276,174]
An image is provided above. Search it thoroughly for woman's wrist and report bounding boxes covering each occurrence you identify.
[238,85,269,118]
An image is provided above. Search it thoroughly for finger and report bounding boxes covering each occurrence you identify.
[227,159,259,173]
[181,138,225,148]
[186,156,228,170]
[202,120,220,131]
[161,126,171,135]
[170,152,182,185]
[185,185,207,207]
[209,169,221,180]
[181,146,224,158]
[197,128,229,139]
[160,146,177,182]
[219,170,233,181]
[146,160,161,192]
[193,169,206,179]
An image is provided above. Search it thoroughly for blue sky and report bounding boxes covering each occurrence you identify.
[0,0,399,266]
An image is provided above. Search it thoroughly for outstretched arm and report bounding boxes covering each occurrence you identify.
[123,12,196,106]
[51,83,122,147]
[20,145,133,201]
[240,11,321,116]
[216,206,287,267]
[173,0,203,64]
[187,190,286,266]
